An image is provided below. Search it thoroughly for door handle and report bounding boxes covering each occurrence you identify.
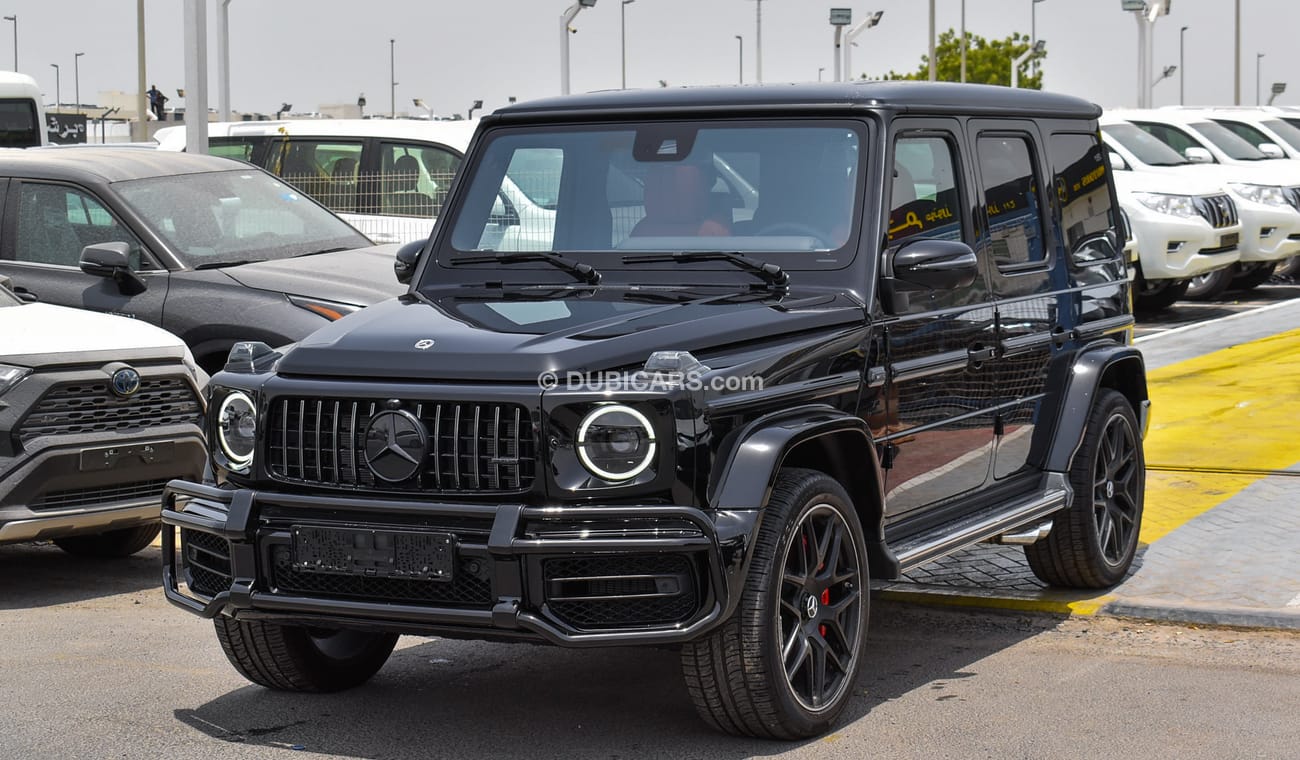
[967,344,996,368]
[12,286,38,303]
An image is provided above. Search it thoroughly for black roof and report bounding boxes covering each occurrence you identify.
[493,81,1100,121]
[0,146,246,183]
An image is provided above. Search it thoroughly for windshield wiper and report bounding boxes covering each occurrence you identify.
[621,251,789,288]
[451,251,601,285]
[192,259,262,270]
[295,247,349,257]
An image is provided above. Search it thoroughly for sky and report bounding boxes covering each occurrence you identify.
[5,0,1295,119]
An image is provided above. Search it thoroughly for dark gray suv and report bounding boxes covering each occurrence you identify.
[0,148,406,373]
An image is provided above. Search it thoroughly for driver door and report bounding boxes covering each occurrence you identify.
[0,180,169,323]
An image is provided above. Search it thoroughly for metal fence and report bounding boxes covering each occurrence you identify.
[278,171,457,244]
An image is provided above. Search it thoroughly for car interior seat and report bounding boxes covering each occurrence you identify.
[386,154,434,217]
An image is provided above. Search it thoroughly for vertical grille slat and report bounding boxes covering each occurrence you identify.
[267,396,534,494]
[1195,194,1239,229]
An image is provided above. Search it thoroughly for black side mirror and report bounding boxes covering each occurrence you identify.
[881,238,979,314]
[394,238,426,285]
[80,242,148,296]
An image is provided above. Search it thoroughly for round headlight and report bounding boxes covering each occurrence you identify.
[217,391,257,469]
[576,404,657,482]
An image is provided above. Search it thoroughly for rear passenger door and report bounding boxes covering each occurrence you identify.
[880,120,998,518]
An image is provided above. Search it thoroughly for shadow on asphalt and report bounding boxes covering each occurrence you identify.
[171,600,1061,757]
[1134,282,1300,336]
[0,543,162,610]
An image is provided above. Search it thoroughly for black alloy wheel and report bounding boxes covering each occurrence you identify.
[778,504,865,712]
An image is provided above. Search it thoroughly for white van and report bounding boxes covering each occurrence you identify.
[0,72,48,148]
[155,119,478,244]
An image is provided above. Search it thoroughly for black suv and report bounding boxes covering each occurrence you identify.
[162,83,1148,739]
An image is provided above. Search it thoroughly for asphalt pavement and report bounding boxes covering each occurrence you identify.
[885,282,1300,629]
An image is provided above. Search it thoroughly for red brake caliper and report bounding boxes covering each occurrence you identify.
[819,589,830,637]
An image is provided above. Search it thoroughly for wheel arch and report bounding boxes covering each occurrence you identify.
[708,405,896,579]
[1040,343,1148,473]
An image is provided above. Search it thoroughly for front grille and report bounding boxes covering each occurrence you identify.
[181,529,233,598]
[18,377,202,444]
[267,398,536,493]
[269,544,493,607]
[1195,194,1239,229]
[32,479,170,511]
[544,554,699,630]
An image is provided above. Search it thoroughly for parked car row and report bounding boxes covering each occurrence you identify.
[1102,106,1300,310]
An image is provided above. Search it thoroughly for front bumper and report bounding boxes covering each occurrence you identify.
[0,429,206,544]
[161,481,760,646]
[1130,211,1240,280]
[1238,202,1300,262]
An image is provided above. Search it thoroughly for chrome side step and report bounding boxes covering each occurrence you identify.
[891,474,1072,574]
[991,520,1054,545]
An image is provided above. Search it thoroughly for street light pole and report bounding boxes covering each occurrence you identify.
[754,0,763,84]
[844,11,882,85]
[2,15,15,71]
[960,0,967,82]
[621,0,634,89]
[735,35,743,84]
[390,39,397,118]
[1179,25,1188,105]
[1256,52,1264,106]
[1011,40,1044,89]
[1031,0,1046,78]
[928,0,936,81]
[49,64,59,112]
[560,1,597,95]
[217,0,232,122]
[1233,0,1241,105]
[74,53,84,114]
[135,0,147,141]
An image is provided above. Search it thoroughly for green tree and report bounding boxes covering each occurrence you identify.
[869,29,1045,89]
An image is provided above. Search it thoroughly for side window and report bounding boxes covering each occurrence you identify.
[13,183,147,268]
[452,147,562,252]
[1049,133,1117,265]
[1134,122,1204,159]
[888,135,964,245]
[1213,119,1270,148]
[265,139,362,210]
[209,138,258,162]
[977,134,1047,267]
[379,142,462,218]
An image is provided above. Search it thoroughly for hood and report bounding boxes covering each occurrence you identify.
[217,245,408,306]
[1148,162,1300,188]
[1,302,187,366]
[1113,169,1225,197]
[277,287,864,382]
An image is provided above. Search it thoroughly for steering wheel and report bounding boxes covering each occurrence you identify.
[755,222,830,247]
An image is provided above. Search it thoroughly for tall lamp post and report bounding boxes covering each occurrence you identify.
[1256,52,1265,106]
[1011,40,1045,89]
[1179,25,1188,105]
[1152,64,1176,93]
[49,63,60,112]
[735,35,743,84]
[74,52,84,114]
[621,0,634,89]
[928,0,936,81]
[560,0,598,95]
[830,8,851,83]
[844,10,882,84]
[2,15,14,71]
[1030,0,1047,78]
[753,0,763,84]
[389,39,397,118]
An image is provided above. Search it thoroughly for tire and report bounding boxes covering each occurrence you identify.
[1184,267,1234,300]
[53,522,160,558]
[681,468,869,739]
[1025,389,1145,589]
[1133,274,1189,312]
[1275,256,1300,281]
[214,618,398,692]
[1228,261,1276,291]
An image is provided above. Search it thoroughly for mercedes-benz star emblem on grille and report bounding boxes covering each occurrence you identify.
[414,339,435,350]
[364,410,429,483]
[110,367,142,398]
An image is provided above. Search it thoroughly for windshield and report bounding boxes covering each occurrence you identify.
[1262,119,1300,152]
[1187,121,1268,160]
[1101,123,1188,166]
[445,121,864,269]
[114,169,371,266]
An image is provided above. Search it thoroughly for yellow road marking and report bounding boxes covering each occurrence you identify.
[1141,327,1300,543]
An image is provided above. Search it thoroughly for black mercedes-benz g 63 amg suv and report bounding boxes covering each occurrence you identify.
[162,82,1148,739]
